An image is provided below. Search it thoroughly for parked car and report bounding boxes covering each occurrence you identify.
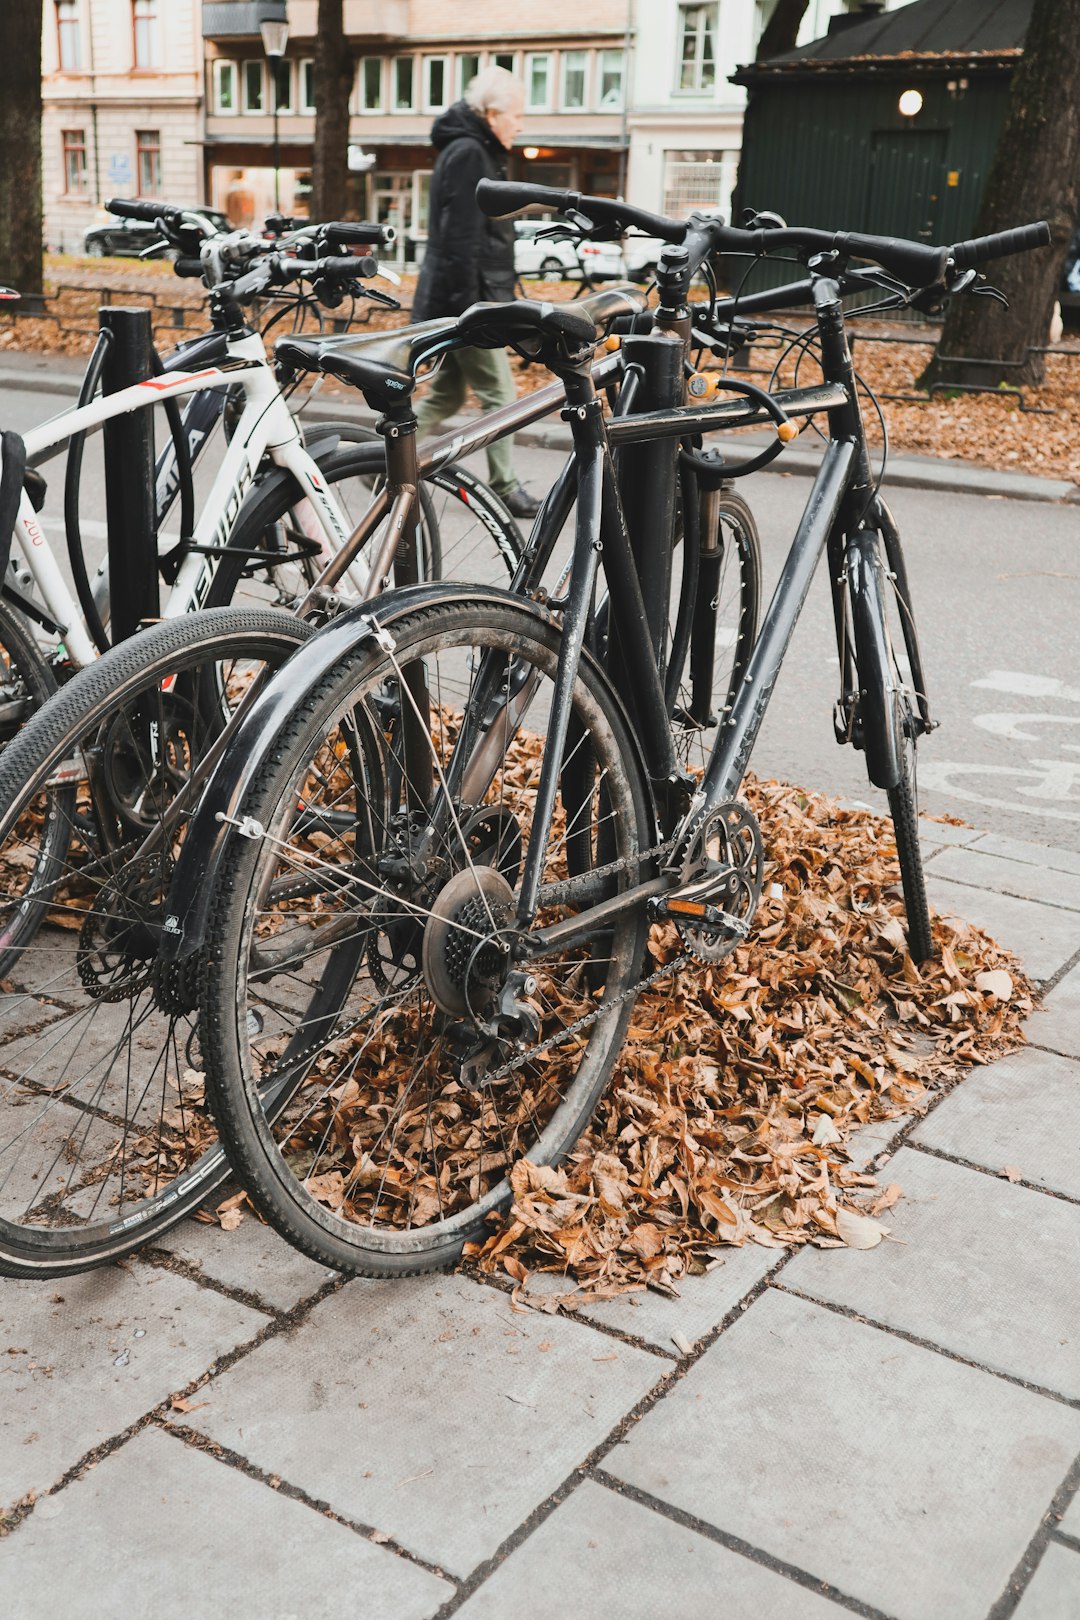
[513,219,624,282]
[81,208,228,259]
[1060,228,1080,324]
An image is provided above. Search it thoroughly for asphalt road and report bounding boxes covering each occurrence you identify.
[4,370,1080,853]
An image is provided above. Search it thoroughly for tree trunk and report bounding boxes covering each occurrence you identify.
[920,0,1080,390]
[312,0,353,222]
[755,0,811,65]
[730,1,809,227]
[0,0,43,297]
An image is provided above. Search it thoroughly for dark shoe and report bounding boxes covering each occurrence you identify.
[502,483,542,519]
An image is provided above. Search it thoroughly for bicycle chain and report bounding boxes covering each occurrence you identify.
[482,944,694,1084]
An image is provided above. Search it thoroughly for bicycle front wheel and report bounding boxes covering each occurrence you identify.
[849,532,933,963]
[0,607,312,1277]
[200,595,653,1276]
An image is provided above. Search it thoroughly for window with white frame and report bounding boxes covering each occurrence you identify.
[213,59,237,113]
[424,56,448,112]
[132,0,159,69]
[493,52,516,73]
[393,56,414,111]
[561,50,586,110]
[526,53,551,111]
[359,57,384,112]
[300,59,315,113]
[677,3,718,93]
[56,0,82,70]
[271,58,292,112]
[457,52,480,96]
[597,49,624,109]
[243,60,264,112]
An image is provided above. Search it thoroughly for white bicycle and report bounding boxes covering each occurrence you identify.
[0,203,524,740]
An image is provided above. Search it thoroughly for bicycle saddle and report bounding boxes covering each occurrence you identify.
[453,284,647,353]
[278,318,458,410]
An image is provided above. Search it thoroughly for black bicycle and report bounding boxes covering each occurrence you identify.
[0,206,763,1277]
[156,190,1049,1279]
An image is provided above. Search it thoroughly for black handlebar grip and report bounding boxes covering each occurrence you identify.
[105,196,167,222]
[318,254,378,280]
[835,232,948,287]
[173,258,205,278]
[323,220,396,248]
[476,178,570,217]
[951,221,1052,269]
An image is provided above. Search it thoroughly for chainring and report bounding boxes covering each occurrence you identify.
[672,801,764,964]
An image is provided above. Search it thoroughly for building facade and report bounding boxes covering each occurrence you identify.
[626,1,909,225]
[39,0,914,254]
[42,0,204,251]
[202,0,633,260]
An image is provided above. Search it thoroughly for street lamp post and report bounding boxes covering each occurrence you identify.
[260,18,290,212]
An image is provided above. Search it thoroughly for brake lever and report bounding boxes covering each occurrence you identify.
[138,239,171,259]
[970,281,1010,308]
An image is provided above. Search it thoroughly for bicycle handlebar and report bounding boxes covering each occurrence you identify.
[227,252,379,302]
[105,196,170,223]
[322,220,397,249]
[476,178,681,243]
[475,179,1050,290]
[951,221,1051,267]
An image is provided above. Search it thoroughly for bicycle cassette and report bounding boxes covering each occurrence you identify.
[655,800,764,964]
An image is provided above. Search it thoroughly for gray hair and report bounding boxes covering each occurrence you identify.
[465,64,523,114]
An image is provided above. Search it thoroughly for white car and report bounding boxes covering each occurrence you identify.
[622,233,666,283]
[513,221,580,279]
[513,220,625,282]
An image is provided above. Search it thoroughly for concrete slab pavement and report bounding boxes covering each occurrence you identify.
[2,816,1079,1620]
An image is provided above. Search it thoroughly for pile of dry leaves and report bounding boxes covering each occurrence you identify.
[465,775,1032,1305]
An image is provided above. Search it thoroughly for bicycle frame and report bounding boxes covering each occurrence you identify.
[491,271,931,946]
[8,329,364,668]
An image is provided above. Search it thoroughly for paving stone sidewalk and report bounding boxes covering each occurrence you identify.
[2,818,1079,1620]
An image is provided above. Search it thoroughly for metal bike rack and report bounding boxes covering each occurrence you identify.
[100,306,159,643]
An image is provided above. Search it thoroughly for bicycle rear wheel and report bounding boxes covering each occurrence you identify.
[0,595,57,748]
[0,607,311,1277]
[205,431,523,614]
[199,595,653,1276]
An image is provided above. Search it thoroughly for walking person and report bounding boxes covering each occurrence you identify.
[413,66,541,520]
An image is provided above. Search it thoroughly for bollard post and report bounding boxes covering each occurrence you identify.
[100,306,158,643]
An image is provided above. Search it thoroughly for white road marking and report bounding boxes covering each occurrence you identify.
[972,670,1080,702]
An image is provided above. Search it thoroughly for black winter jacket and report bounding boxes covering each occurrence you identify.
[412,101,516,320]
